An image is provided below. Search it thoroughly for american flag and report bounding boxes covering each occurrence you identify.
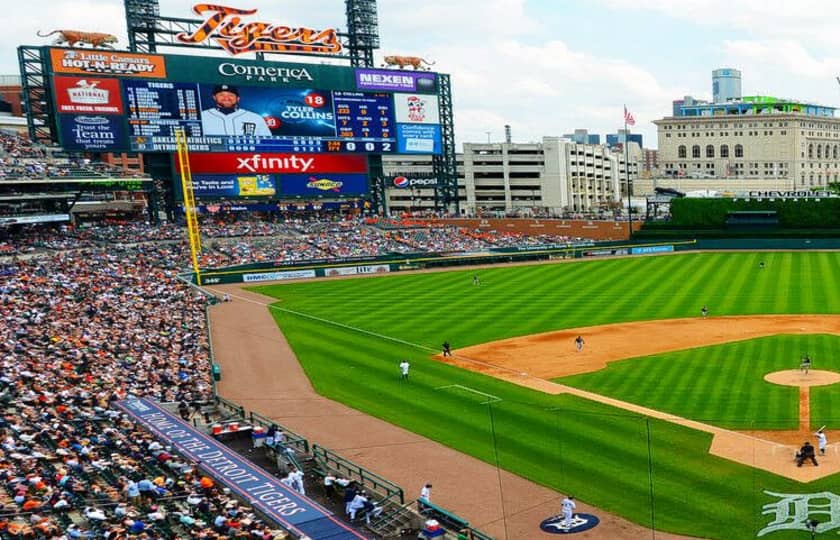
[624,106,636,127]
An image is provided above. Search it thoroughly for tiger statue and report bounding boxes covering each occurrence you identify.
[37,29,119,48]
[383,55,436,71]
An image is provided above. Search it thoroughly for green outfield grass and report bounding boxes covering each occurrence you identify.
[250,252,840,539]
[559,334,840,431]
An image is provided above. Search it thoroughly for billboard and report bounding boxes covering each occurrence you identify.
[388,174,440,189]
[53,76,124,115]
[186,173,367,198]
[47,48,442,155]
[174,153,368,199]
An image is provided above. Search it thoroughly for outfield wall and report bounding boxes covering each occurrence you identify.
[432,218,644,240]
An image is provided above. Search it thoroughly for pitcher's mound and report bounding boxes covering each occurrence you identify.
[764,370,840,387]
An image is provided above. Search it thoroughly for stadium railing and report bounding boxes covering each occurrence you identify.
[249,410,310,455]
[311,444,404,506]
[416,500,494,540]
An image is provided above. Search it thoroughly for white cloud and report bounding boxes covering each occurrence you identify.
[1,1,697,148]
[599,0,840,49]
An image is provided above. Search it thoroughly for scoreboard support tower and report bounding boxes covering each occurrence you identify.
[18,46,55,145]
[433,74,459,214]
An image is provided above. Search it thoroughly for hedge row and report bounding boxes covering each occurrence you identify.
[668,198,840,228]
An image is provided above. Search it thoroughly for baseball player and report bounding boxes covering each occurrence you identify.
[816,428,827,455]
[420,483,432,505]
[201,84,272,137]
[801,354,811,375]
[575,335,585,352]
[701,305,708,318]
[399,359,410,380]
[561,495,576,528]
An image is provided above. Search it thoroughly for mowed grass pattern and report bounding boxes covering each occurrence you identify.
[251,252,840,539]
[560,334,840,430]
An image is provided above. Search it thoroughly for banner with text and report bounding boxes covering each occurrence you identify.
[115,398,366,540]
[178,153,367,175]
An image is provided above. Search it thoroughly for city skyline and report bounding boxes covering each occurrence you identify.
[4,0,840,149]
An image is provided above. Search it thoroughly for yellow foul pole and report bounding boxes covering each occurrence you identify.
[174,128,203,286]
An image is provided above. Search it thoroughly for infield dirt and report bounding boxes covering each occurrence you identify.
[442,314,840,482]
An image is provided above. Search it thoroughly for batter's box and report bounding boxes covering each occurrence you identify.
[436,384,502,405]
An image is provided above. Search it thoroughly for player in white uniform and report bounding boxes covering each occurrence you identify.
[201,84,272,137]
[399,360,410,380]
[816,429,827,455]
[561,495,576,528]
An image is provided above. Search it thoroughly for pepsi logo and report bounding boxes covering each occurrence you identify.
[393,176,410,188]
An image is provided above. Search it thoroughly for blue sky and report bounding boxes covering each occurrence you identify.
[4,0,840,149]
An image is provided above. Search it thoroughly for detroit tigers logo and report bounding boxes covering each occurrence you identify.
[539,513,600,534]
[759,490,840,536]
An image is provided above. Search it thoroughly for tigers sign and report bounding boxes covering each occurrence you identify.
[176,4,342,56]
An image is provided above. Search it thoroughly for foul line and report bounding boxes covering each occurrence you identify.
[209,288,440,354]
[209,287,549,380]
[436,384,502,404]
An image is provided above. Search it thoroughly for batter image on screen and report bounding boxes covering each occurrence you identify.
[201,84,272,137]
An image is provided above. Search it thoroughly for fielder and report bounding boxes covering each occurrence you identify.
[399,359,410,380]
[801,354,811,375]
[561,495,576,528]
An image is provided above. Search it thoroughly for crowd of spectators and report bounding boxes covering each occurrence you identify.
[0,215,587,263]
[0,212,605,539]
[0,240,297,539]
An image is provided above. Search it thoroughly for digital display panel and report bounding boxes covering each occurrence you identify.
[48,48,442,155]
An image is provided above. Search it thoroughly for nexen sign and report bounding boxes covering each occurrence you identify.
[391,175,439,188]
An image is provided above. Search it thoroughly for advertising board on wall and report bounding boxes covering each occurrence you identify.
[59,115,126,151]
[176,153,367,175]
[242,269,317,282]
[47,48,443,155]
[54,76,124,114]
[388,174,440,189]
[355,69,437,93]
[324,264,390,276]
[187,173,368,198]
[174,153,368,198]
[631,245,674,255]
[50,49,167,78]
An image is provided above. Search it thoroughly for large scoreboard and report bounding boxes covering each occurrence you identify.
[46,48,443,155]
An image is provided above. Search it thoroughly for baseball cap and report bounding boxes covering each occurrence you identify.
[213,84,239,96]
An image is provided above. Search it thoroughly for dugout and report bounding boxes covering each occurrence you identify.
[725,210,779,230]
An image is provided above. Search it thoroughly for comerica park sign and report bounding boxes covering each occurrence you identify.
[176,4,342,56]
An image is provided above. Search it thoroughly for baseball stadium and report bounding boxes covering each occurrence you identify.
[3,2,840,540]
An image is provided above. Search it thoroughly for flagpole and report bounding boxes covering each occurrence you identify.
[624,108,632,240]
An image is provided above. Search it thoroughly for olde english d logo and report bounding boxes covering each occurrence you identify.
[176,4,342,56]
[539,513,600,534]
